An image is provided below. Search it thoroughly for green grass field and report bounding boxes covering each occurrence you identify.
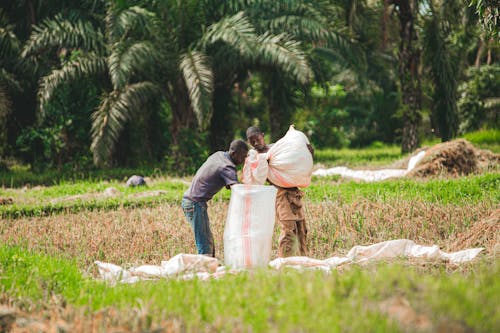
[0,141,498,332]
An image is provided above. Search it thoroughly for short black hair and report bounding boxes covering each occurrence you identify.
[246,126,262,139]
[229,139,248,153]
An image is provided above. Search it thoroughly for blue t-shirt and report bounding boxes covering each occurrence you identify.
[183,151,238,202]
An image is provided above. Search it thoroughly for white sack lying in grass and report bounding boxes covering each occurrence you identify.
[312,150,426,182]
[269,239,484,271]
[96,240,483,284]
[96,254,219,284]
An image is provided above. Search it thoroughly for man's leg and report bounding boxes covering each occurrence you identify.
[278,220,297,257]
[296,219,308,256]
[182,199,214,256]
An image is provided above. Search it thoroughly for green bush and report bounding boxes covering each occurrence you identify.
[458,65,500,133]
[164,129,209,175]
[463,128,500,145]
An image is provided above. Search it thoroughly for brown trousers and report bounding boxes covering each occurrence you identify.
[278,219,308,257]
[275,187,308,257]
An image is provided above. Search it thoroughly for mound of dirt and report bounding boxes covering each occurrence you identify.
[407,139,499,177]
[449,210,499,254]
[475,147,500,172]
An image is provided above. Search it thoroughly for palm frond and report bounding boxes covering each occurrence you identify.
[38,55,106,115]
[256,32,312,84]
[313,30,367,74]
[265,15,330,41]
[243,0,336,40]
[202,12,257,57]
[180,51,214,129]
[22,14,104,58]
[108,40,159,90]
[90,82,158,166]
[0,68,22,92]
[423,8,460,140]
[106,5,157,42]
[0,25,20,59]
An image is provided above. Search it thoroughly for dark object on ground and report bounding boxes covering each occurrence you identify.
[126,175,147,187]
[0,306,16,332]
[0,197,13,205]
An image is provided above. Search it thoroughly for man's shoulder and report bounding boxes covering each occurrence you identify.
[257,144,272,153]
[208,151,236,168]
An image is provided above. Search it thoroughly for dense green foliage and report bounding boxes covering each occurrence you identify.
[1,0,498,173]
[308,173,499,204]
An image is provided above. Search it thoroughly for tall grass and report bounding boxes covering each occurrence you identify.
[463,128,500,146]
[1,172,498,219]
[462,129,500,153]
[2,173,498,219]
[308,172,500,204]
[1,245,498,332]
[0,165,168,188]
[314,145,403,167]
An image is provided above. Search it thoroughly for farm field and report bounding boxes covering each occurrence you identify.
[2,0,498,329]
[0,146,499,332]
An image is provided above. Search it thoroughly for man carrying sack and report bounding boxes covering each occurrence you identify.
[246,126,314,257]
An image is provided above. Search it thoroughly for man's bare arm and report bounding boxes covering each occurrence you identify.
[307,144,314,159]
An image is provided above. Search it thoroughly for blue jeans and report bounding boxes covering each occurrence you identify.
[181,198,214,256]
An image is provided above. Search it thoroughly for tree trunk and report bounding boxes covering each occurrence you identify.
[393,0,421,153]
[475,37,484,67]
[263,72,293,141]
[268,95,289,142]
[381,0,389,51]
[26,0,36,34]
[209,84,233,152]
[170,77,194,145]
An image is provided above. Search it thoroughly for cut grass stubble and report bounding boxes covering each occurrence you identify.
[1,197,496,269]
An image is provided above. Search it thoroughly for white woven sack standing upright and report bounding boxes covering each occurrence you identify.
[266,125,313,188]
[224,184,277,269]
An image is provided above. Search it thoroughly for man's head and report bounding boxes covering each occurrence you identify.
[246,126,266,152]
[229,139,248,165]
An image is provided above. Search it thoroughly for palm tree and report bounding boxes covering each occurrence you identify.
[388,0,422,153]
[22,3,161,166]
[214,0,358,142]
[422,0,468,142]
[0,11,24,157]
[150,0,315,150]
[469,0,499,38]
[24,0,315,165]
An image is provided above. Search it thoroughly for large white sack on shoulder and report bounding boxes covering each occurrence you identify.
[224,184,277,269]
[266,125,313,188]
[242,149,268,185]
